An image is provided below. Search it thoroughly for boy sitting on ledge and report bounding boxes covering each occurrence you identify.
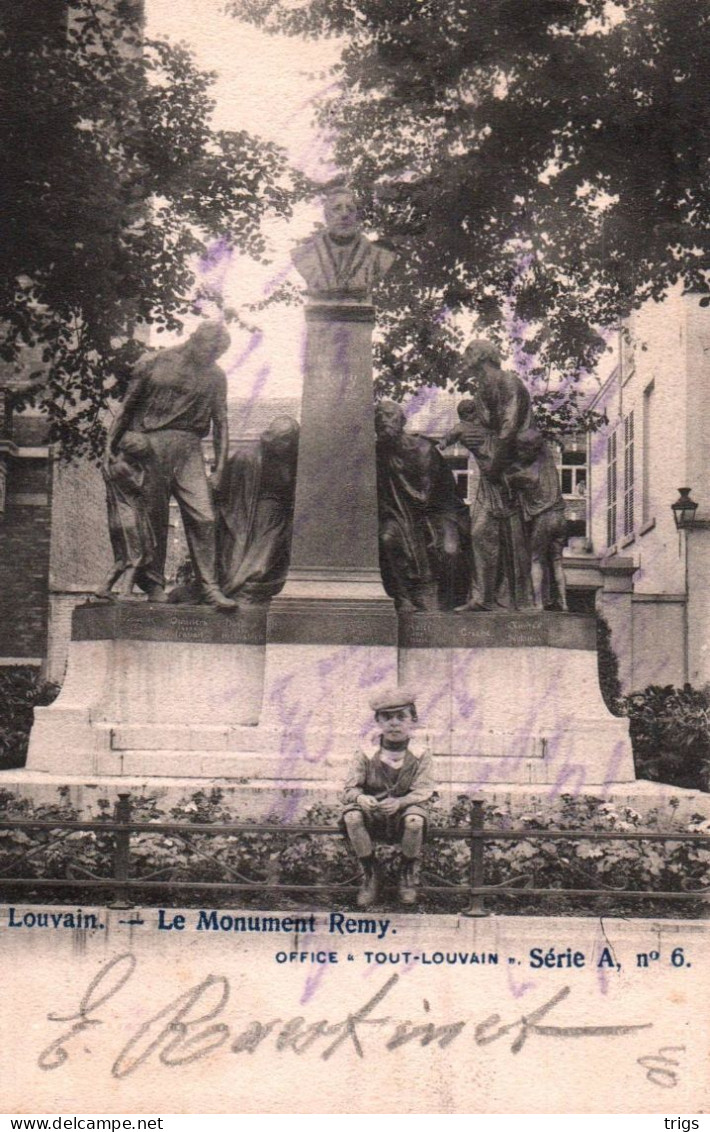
[341,689,436,909]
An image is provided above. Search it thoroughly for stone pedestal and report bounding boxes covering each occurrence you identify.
[263,301,398,760]
[281,304,389,603]
[26,604,634,789]
[26,600,397,778]
[26,603,267,776]
[399,612,635,787]
[259,599,397,768]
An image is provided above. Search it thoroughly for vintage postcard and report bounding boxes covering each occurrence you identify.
[1,0,709,1117]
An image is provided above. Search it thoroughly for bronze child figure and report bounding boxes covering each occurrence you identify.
[505,427,569,612]
[96,432,156,600]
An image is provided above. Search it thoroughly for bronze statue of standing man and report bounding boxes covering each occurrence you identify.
[103,321,236,608]
[447,340,534,611]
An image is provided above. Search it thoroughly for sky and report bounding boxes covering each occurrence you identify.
[145,0,342,401]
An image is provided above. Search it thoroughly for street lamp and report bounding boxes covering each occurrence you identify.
[671,487,699,531]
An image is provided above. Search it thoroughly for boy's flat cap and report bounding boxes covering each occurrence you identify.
[369,688,417,712]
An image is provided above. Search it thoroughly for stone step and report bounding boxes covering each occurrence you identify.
[97,751,330,780]
[0,771,706,823]
[109,724,550,758]
[94,748,574,786]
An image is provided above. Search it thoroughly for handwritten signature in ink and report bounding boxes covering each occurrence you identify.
[37,953,655,1080]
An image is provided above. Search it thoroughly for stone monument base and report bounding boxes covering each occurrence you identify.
[26,604,634,788]
[26,600,399,776]
[399,612,635,787]
[26,603,268,776]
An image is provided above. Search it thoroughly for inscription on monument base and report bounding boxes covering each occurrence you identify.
[73,602,267,646]
[398,611,596,651]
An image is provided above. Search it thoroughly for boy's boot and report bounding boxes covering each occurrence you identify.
[357,855,378,908]
[398,857,421,906]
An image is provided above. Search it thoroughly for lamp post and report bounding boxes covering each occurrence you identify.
[671,488,699,685]
[671,487,699,531]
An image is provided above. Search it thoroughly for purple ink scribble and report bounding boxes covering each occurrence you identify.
[362,951,419,982]
[198,236,234,276]
[261,644,397,822]
[403,383,458,437]
[286,80,342,125]
[261,260,298,303]
[506,964,537,1000]
[594,920,622,997]
[227,328,264,376]
[229,364,271,435]
[596,962,611,997]
[283,81,341,180]
[300,960,328,1005]
[195,237,235,312]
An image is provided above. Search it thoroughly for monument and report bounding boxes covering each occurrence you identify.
[375,399,470,611]
[100,321,237,609]
[25,187,635,801]
[217,415,300,605]
[284,186,395,602]
[256,186,399,763]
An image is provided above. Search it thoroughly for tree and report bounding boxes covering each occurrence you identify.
[0,0,293,456]
[228,0,710,429]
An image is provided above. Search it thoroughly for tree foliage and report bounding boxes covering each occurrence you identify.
[0,666,59,768]
[623,684,710,790]
[1,0,292,456]
[228,0,710,423]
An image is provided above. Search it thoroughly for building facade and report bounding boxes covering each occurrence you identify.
[586,289,710,692]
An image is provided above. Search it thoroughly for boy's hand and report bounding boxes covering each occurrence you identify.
[377,797,400,816]
[357,794,379,812]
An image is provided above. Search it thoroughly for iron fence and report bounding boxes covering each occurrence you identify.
[0,794,708,915]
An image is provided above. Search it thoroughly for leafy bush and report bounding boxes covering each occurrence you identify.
[596,615,623,716]
[0,667,60,768]
[425,793,710,912]
[0,787,707,917]
[593,617,710,790]
[622,684,710,791]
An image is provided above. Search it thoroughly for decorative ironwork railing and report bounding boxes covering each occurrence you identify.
[0,795,708,916]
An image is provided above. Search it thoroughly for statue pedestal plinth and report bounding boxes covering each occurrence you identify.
[399,612,635,787]
[26,603,267,776]
[26,601,397,776]
[253,300,398,759]
[26,606,633,788]
[279,303,390,605]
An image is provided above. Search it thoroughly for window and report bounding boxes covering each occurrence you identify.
[445,455,470,502]
[621,322,636,384]
[556,439,587,539]
[558,448,587,497]
[623,410,634,537]
[606,430,618,547]
[642,382,654,524]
